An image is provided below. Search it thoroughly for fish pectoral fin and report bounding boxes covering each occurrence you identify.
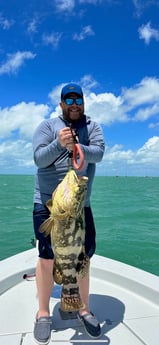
[39,217,53,236]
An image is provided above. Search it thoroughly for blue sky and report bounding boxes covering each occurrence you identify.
[1,0,159,176]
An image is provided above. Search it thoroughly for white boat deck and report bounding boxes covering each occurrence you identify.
[0,248,159,345]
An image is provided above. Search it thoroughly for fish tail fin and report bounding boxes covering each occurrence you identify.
[61,292,84,312]
[39,217,53,237]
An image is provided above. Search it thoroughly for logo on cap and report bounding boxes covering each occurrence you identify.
[68,86,76,90]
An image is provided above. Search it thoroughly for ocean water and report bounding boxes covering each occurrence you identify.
[0,175,159,276]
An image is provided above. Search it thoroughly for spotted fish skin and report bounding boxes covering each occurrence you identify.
[40,170,89,312]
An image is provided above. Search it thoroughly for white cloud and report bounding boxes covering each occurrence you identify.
[0,51,36,75]
[133,103,159,122]
[103,136,159,176]
[121,77,159,121]
[132,0,145,17]
[27,17,39,34]
[137,137,159,165]
[54,0,75,12]
[149,121,159,129]
[73,25,95,41]
[138,135,159,152]
[84,92,126,125]
[80,74,99,90]
[104,144,134,162]
[0,140,34,172]
[138,22,159,45]
[42,32,62,48]
[133,0,159,17]
[0,13,14,29]
[0,102,50,140]
[79,0,99,3]
[0,102,50,173]
[122,77,159,106]
[79,0,113,4]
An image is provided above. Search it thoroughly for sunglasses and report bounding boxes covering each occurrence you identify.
[64,98,83,106]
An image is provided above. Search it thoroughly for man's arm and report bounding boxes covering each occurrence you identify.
[33,121,64,168]
[33,120,76,168]
[80,122,105,163]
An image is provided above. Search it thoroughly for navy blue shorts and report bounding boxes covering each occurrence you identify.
[33,203,96,259]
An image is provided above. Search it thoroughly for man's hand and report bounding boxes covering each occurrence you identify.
[58,127,76,151]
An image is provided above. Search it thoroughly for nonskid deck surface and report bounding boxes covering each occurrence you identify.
[0,249,159,345]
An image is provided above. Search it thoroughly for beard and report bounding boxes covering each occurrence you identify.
[63,108,84,123]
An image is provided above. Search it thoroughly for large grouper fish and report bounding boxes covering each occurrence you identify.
[39,169,90,312]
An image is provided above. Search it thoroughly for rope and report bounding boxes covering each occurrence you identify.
[68,124,84,170]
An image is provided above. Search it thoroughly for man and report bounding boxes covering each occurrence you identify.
[33,83,105,344]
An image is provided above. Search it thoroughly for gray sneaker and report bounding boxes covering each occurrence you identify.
[77,311,101,338]
[33,316,52,344]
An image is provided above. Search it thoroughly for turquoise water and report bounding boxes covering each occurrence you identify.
[0,175,159,276]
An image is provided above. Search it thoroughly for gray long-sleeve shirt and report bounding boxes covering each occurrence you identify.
[33,114,105,206]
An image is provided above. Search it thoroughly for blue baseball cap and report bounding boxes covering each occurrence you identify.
[61,83,83,100]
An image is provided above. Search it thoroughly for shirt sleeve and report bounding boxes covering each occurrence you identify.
[80,121,105,163]
[32,120,65,168]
